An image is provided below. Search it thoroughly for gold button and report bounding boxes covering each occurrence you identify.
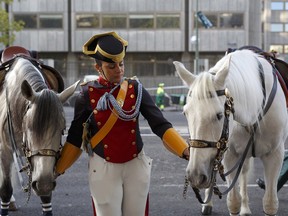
[91,99,95,103]
[133,154,137,158]
[97,122,101,126]
[106,157,110,161]
[89,87,93,92]
[129,84,133,89]
[133,118,136,122]
[130,94,135,99]
[131,105,135,109]
[132,141,136,145]
[93,110,98,114]
[131,129,135,134]
[104,144,108,148]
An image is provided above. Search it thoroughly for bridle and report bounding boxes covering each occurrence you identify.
[183,88,235,204]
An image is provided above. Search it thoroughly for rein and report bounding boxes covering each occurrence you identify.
[184,60,278,204]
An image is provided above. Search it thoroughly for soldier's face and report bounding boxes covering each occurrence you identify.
[96,61,125,83]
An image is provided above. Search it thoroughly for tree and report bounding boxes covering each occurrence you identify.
[0,0,24,47]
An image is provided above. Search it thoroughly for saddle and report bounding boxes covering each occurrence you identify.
[0,46,64,93]
[228,46,288,107]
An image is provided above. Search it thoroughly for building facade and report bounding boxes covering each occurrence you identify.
[2,0,288,94]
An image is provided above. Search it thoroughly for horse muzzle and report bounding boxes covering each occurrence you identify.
[32,179,56,196]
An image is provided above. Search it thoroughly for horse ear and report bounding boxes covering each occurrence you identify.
[58,80,80,103]
[214,55,231,87]
[173,61,195,86]
[21,80,36,102]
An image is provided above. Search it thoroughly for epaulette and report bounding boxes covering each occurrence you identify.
[80,80,95,86]
[128,76,139,81]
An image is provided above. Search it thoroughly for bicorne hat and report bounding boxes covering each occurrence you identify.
[83,31,128,63]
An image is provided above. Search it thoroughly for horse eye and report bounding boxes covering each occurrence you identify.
[216,112,223,120]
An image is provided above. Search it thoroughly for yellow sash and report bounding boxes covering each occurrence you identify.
[90,80,128,149]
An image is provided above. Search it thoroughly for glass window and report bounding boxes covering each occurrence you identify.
[270,45,283,53]
[39,14,63,28]
[132,62,154,76]
[156,63,175,76]
[286,2,288,10]
[102,15,126,28]
[76,14,99,28]
[156,14,180,28]
[271,23,283,32]
[271,2,284,10]
[285,23,288,32]
[14,14,37,29]
[220,13,243,28]
[285,45,288,53]
[129,15,153,28]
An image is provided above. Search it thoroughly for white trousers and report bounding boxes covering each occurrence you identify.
[88,150,152,216]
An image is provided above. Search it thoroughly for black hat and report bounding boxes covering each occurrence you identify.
[83,31,128,63]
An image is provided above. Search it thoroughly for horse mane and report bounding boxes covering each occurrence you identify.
[190,50,266,124]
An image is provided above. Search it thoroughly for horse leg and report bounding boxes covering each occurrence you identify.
[8,195,17,211]
[261,147,283,216]
[0,152,13,216]
[224,151,241,215]
[40,195,53,216]
[239,158,252,216]
[201,188,213,215]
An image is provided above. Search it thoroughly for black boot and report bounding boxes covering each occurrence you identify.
[256,178,265,190]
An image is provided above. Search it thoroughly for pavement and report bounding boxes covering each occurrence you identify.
[8,107,288,216]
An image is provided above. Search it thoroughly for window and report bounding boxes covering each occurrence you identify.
[270,45,283,53]
[39,15,62,28]
[220,13,243,28]
[285,24,288,32]
[156,14,180,28]
[285,45,288,53]
[271,23,283,32]
[271,2,284,10]
[129,15,153,28]
[14,14,37,29]
[286,2,288,10]
[102,15,126,28]
[76,14,99,28]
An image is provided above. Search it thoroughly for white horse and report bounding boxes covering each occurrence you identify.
[174,49,288,216]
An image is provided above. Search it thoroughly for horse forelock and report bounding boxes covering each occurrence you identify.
[31,90,65,141]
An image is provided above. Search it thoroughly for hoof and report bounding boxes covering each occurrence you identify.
[202,206,212,215]
[9,201,18,211]
[42,211,53,216]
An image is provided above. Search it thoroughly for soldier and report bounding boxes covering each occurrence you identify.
[55,31,189,216]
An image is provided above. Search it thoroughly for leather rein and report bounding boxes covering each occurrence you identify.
[183,57,278,204]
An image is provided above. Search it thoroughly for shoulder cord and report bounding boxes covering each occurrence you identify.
[96,78,143,121]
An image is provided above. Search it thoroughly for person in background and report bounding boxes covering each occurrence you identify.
[55,31,189,216]
[156,83,165,111]
[256,150,288,191]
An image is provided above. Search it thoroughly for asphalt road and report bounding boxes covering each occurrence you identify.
[10,107,288,216]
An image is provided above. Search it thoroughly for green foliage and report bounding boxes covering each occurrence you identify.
[0,0,24,46]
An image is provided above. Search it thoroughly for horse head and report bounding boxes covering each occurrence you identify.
[174,58,233,189]
[21,79,79,196]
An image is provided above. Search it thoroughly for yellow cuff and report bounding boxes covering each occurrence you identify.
[162,128,189,157]
[55,142,82,174]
